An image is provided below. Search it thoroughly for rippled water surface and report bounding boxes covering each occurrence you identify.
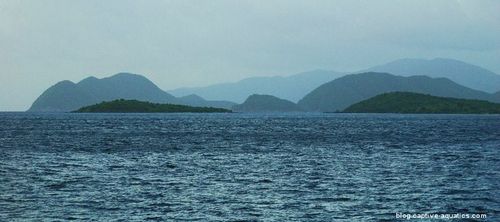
[1,113,499,221]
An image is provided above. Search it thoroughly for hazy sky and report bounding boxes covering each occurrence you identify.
[1,0,499,111]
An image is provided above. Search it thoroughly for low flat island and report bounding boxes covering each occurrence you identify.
[73,99,231,113]
[343,92,500,114]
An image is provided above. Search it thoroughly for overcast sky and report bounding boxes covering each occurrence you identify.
[1,0,499,111]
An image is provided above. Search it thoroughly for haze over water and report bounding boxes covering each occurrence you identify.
[1,0,500,111]
[1,0,500,221]
[1,113,499,221]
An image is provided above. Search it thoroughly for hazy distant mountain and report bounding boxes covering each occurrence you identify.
[168,70,343,103]
[178,94,235,109]
[366,58,500,93]
[298,72,499,112]
[232,94,302,112]
[28,73,234,112]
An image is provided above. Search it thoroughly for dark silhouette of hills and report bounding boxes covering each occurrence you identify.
[232,94,302,112]
[366,58,500,93]
[343,92,500,114]
[74,99,231,113]
[168,70,343,103]
[28,73,235,112]
[298,72,499,112]
[27,58,500,113]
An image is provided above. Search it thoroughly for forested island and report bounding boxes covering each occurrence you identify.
[343,92,500,114]
[73,99,231,113]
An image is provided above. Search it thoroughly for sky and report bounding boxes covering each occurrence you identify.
[1,0,499,111]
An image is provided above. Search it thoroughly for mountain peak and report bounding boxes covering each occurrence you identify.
[107,72,150,81]
[111,72,144,77]
[78,76,98,84]
[247,94,277,99]
[179,94,205,103]
[55,80,76,86]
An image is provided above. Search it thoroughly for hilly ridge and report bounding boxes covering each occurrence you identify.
[366,58,500,93]
[298,72,500,112]
[169,58,500,104]
[28,73,235,112]
[169,70,343,103]
[27,58,500,113]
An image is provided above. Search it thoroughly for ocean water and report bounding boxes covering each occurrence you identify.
[0,112,499,221]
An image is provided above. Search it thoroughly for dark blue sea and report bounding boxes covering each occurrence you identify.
[0,113,499,221]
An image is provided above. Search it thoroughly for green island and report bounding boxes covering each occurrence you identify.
[343,92,500,114]
[73,99,231,113]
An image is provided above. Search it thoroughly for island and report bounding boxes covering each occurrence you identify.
[298,72,499,112]
[29,73,235,112]
[73,99,232,113]
[342,92,500,114]
[232,94,303,112]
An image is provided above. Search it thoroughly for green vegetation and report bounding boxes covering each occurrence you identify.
[298,72,499,112]
[28,73,235,112]
[343,92,500,114]
[73,99,231,113]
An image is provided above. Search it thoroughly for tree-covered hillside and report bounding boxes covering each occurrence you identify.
[74,99,231,113]
[343,92,500,114]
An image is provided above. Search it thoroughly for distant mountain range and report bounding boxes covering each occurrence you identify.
[365,58,500,93]
[28,58,500,113]
[232,94,301,112]
[28,73,235,112]
[298,72,500,112]
[168,70,343,103]
[343,92,500,114]
[169,58,500,103]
